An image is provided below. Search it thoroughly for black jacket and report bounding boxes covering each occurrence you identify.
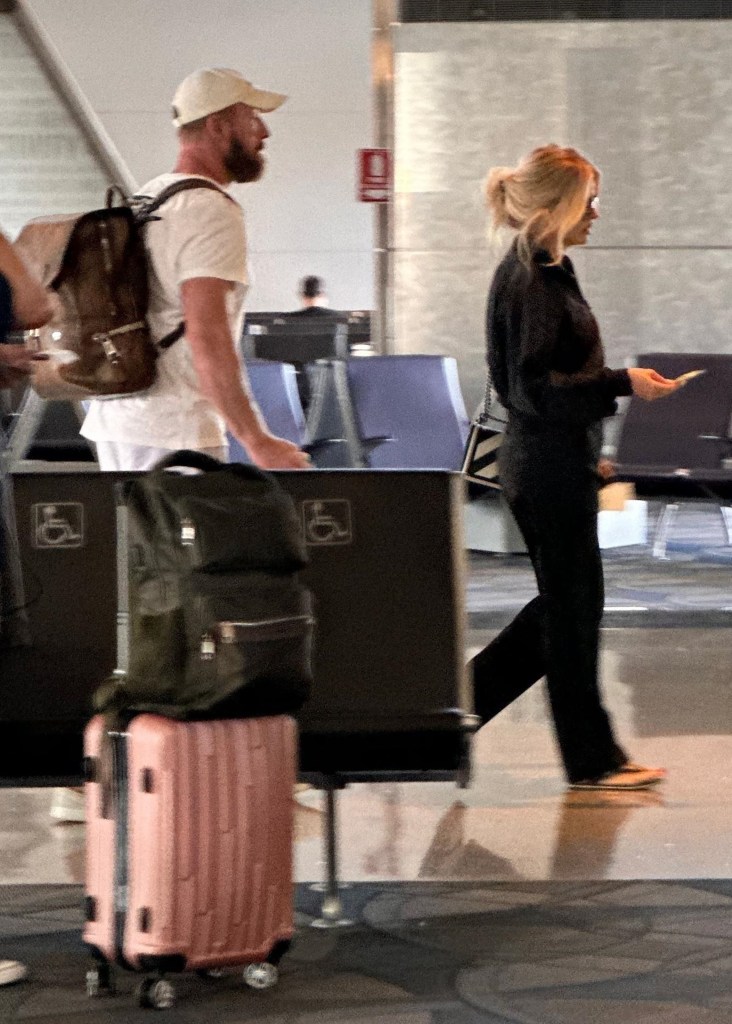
[486,240,631,430]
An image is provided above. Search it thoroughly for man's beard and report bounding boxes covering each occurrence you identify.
[224,138,264,183]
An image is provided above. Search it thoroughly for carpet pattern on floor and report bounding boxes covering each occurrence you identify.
[2,880,732,1023]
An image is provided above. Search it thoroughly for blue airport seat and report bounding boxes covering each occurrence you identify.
[345,355,470,470]
[227,360,307,463]
[304,360,365,468]
[228,359,347,466]
[614,352,732,556]
[615,352,732,484]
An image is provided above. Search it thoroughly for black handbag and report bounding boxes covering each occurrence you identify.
[461,373,506,491]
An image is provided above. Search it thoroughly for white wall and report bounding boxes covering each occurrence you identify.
[0,13,111,236]
[23,0,375,312]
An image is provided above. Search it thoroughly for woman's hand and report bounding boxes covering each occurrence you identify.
[0,343,37,374]
[0,343,38,387]
[627,366,678,401]
[0,232,55,328]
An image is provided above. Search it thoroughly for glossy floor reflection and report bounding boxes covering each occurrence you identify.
[1,626,730,887]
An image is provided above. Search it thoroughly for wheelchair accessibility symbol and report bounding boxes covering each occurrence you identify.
[32,503,84,549]
[301,500,352,546]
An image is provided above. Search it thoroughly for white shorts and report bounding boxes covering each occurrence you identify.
[94,440,229,472]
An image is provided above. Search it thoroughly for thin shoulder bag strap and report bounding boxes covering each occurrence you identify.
[477,361,508,427]
[477,372,492,425]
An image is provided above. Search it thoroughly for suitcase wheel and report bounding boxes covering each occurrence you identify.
[196,968,226,980]
[242,961,278,990]
[86,962,116,997]
[137,977,176,1010]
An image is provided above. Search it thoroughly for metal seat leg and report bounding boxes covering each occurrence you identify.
[310,776,352,929]
[652,502,678,559]
[719,504,732,546]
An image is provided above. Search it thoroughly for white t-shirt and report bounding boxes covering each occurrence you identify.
[81,173,249,450]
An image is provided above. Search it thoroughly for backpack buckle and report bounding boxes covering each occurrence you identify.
[180,518,196,545]
[200,633,216,660]
[93,322,147,366]
[95,336,121,365]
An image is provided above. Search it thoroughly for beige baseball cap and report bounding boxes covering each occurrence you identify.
[171,67,287,127]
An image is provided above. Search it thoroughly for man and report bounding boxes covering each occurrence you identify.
[0,228,54,988]
[81,67,310,472]
[288,274,338,318]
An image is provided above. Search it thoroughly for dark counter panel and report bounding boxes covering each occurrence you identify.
[1,469,472,783]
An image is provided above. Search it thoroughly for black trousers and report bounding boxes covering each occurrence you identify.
[471,422,626,783]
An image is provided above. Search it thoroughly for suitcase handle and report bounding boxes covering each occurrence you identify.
[152,449,274,486]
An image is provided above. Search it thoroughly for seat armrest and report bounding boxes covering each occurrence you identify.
[303,438,347,455]
[360,435,395,450]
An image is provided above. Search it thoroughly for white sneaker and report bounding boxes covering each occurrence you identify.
[0,961,27,986]
[293,782,322,810]
[50,787,85,823]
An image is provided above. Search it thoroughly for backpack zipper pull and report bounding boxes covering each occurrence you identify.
[180,517,195,545]
[200,633,216,660]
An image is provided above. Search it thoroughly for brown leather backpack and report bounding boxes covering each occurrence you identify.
[14,179,226,400]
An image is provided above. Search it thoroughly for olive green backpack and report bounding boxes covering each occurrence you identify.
[94,450,314,721]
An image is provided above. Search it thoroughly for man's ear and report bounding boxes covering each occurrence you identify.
[205,110,230,144]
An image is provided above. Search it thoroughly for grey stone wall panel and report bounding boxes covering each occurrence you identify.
[394,19,732,413]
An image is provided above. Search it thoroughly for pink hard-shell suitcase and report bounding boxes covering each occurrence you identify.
[83,712,296,1009]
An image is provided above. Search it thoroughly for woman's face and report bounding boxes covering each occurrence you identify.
[564,191,600,248]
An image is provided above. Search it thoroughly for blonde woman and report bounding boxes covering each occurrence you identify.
[471,145,677,791]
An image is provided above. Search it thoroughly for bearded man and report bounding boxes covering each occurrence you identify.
[81,68,309,472]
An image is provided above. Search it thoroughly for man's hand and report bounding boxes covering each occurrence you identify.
[247,433,311,470]
[627,367,678,401]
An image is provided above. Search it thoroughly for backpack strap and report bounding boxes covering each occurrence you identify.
[134,177,234,222]
[151,448,277,487]
[157,322,185,351]
[133,178,236,352]
[153,448,229,473]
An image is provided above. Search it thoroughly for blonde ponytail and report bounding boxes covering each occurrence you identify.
[484,145,598,266]
[484,167,515,229]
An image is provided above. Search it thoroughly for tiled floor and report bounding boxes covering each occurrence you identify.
[1,505,730,1022]
[2,626,730,888]
[305,624,732,885]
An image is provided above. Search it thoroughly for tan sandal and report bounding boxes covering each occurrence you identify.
[569,765,666,791]
[621,762,666,775]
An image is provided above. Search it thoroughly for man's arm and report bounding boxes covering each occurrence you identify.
[181,276,309,469]
[0,231,54,328]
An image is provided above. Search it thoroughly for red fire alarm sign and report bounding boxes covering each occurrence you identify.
[358,148,391,203]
